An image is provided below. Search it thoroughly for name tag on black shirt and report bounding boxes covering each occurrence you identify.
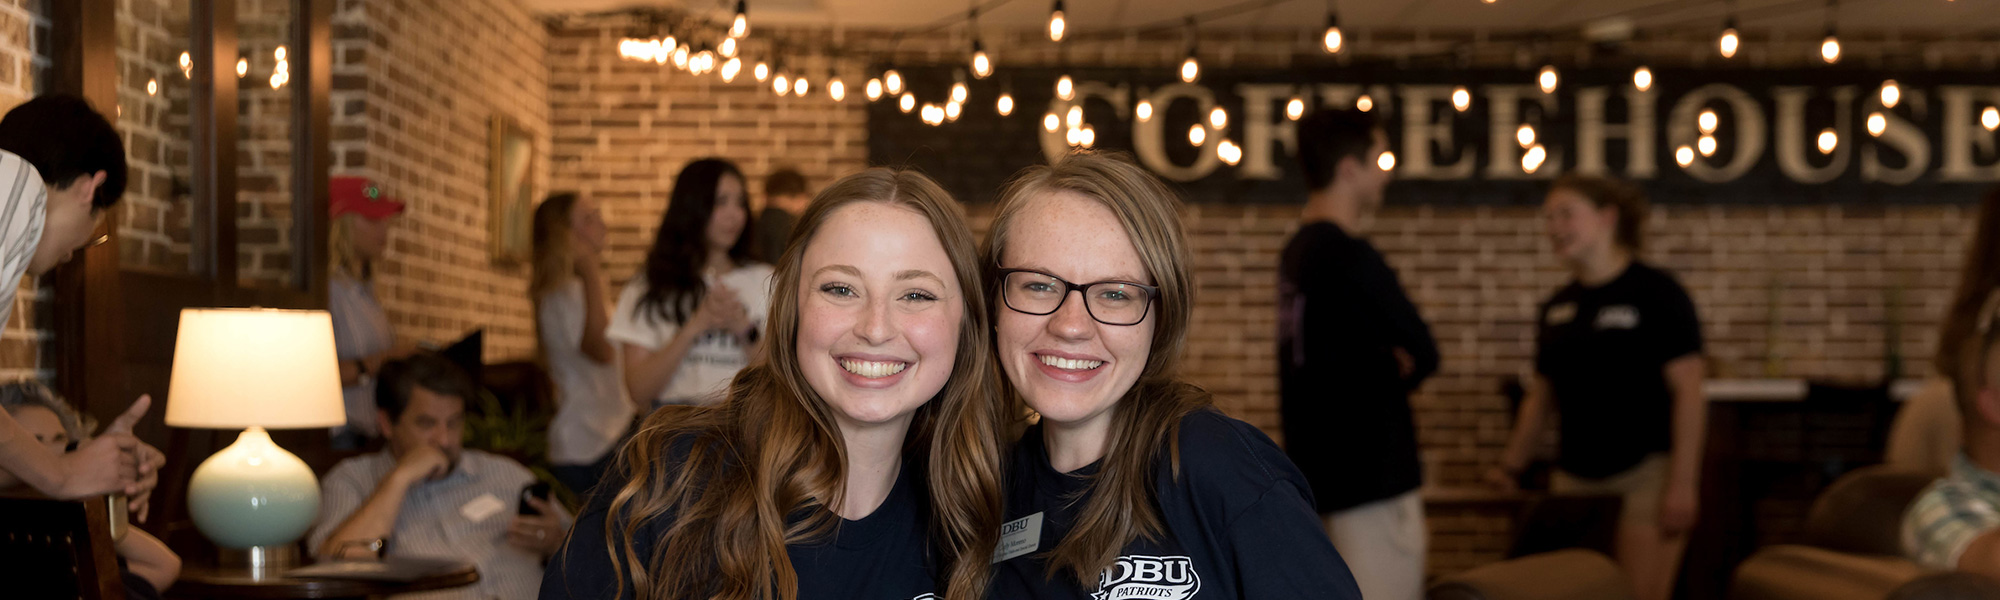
[993,512,1043,563]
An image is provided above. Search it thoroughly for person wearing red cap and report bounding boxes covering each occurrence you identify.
[328,176,416,448]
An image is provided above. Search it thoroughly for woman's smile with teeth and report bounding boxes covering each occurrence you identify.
[1038,354,1104,371]
[839,358,908,378]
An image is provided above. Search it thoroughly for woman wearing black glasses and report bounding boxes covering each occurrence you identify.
[982,151,1362,600]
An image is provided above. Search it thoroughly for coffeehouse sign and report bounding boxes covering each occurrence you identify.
[867,67,2000,205]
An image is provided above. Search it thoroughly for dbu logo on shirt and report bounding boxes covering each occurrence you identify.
[1093,555,1201,600]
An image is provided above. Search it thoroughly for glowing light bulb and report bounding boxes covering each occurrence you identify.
[1079,126,1095,148]
[922,104,944,126]
[1378,151,1396,171]
[1698,135,1718,157]
[1522,144,1547,173]
[1880,80,1901,109]
[884,70,903,94]
[972,47,992,79]
[1049,1,1066,42]
[1719,27,1740,58]
[275,46,287,61]
[1219,140,1242,166]
[1056,75,1074,101]
[1180,55,1200,83]
[1137,99,1154,121]
[866,78,883,101]
[1676,145,1696,167]
[719,37,737,58]
[1451,86,1471,112]
[1188,124,1206,146]
[1537,65,1558,94]
[1699,109,1719,135]
[792,76,808,96]
[146,78,158,96]
[721,58,742,82]
[179,51,192,71]
[731,1,749,38]
[1323,16,1343,54]
[1067,106,1083,129]
[998,93,1015,116]
[672,46,689,69]
[1044,112,1060,132]
[1208,106,1228,129]
[1516,124,1536,148]
[951,81,968,104]
[1633,66,1653,92]
[1066,127,1080,146]
[829,79,845,101]
[1286,97,1305,121]
[945,101,962,121]
[1821,34,1841,64]
[236,57,248,78]
[773,74,789,94]
[1817,128,1838,154]
[1867,112,1886,137]
[900,93,916,113]
[754,62,770,82]
[1983,106,1999,131]
[1357,95,1374,112]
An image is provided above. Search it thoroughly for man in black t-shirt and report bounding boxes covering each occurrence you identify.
[1277,109,1437,600]
[753,168,811,264]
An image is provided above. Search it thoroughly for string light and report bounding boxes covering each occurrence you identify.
[1537,65,1558,94]
[1820,31,1840,64]
[1044,112,1060,132]
[1676,145,1696,167]
[951,79,969,104]
[180,51,192,78]
[793,76,809,96]
[1699,109,1719,134]
[1188,124,1206,146]
[1867,112,1886,136]
[1218,139,1243,166]
[1880,80,1901,108]
[1451,86,1471,112]
[1137,99,1154,121]
[1048,0,1066,42]
[1067,105,1084,129]
[945,101,962,122]
[1208,106,1228,129]
[972,40,992,79]
[719,37,737,59]
[1356,94,1373,112]
[774,73,790,95]
[146,77,158,96]
[1522,144,1547,173]
[270,45,289,89]
[1056,75,1074,101]
[829,77,846,102]
[866,78,884,101]
[721,57,742,82]
[998,93,1015,116]
[1286,97,1305,121]
[1817,128,1838,154]
[672,45,689,69]
[730,0,749,38]
[1322,13,1342,54]
[1516,124,1536,148]
[236,57,248,78]
[1079,125,1096,148]
[1066,127,1081,146]
[1633,66,1653,92]
[1180,51,1200,83]
[884,70,903,94]
[1698,134,1718,157]
[1719,18,1740,59]
[1377,151,1395,171]
[275,46,287,61]
[900,92,916,113]
[754,61,770,82]
[1983,106,1999,131]
[922,103,945,126]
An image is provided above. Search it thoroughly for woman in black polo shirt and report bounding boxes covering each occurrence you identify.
[1487,175,1706,600]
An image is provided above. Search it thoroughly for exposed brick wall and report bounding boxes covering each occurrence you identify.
[546,20,1982,576]
[0,0,48,381]
[236,0,295,288]
[115,0,191,276]
[332,0,550,360]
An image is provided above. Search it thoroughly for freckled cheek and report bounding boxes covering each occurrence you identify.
[897,309,963,364]
[793,298,854,356]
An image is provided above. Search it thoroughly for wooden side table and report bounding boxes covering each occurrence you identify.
[166,562,478,600]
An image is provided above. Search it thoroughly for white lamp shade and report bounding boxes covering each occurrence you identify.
[166,308,346,429]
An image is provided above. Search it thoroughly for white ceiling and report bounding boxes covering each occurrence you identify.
[520,0,2000,35]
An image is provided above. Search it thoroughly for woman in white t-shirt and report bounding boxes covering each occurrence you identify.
[531,192,631,497]
[611,158,773,410]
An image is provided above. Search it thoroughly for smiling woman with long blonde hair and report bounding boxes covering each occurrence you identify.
[540,168,1004,600]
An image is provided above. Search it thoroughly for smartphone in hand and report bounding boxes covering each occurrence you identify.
[519,482,551,516]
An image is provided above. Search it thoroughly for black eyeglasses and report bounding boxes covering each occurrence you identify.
[997,268,1159,327]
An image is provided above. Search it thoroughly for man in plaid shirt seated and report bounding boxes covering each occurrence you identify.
[1905,294,2000,576]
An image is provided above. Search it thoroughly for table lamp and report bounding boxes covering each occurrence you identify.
[165,308,345,568]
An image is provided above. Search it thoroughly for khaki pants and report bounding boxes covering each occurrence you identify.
[1553,453,1670,527]
[1323,489,1427,600]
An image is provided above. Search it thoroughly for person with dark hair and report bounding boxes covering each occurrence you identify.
[1888,188,2000,474]
[1488,175,1707,600]
[1278,108,1436,600]
[1905,287,2000,580]
[0,94,166,521]
[610,158,771,410]
[310,353,569,600]
[753,167,812,263]
[530,192,629,498]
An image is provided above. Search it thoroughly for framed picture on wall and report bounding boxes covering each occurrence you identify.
[489,116,535,263]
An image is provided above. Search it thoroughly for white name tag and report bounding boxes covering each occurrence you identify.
[460,493,507,523]
[1596,305,1640,330]
[992,512,1044,564]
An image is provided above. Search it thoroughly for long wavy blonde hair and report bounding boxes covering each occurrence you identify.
[328,214,370,280]
[984,150,1211,588]
[591,168,1005,600]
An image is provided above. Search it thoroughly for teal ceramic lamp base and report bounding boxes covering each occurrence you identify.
[187,427,320,557]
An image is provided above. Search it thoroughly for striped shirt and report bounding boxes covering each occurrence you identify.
[309,449,569,600]
[0,150,47,329]
[1903,453,2000,569]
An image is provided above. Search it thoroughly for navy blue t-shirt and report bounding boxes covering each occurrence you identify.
[990,409,1363,600]
[1535,261,1704,478]
[539,453,939,600]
